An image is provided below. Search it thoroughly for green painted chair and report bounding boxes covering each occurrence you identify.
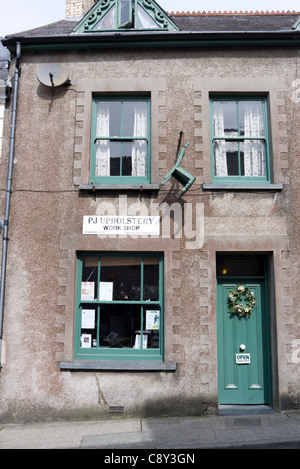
[162,131,196,199]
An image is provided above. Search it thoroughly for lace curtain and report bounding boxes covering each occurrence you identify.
[131,105,147,176]
[95,102,147,177]
[213,101,266,177]
[95,103,110,177]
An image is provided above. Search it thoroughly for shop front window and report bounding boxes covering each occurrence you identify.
[75,253,163,360]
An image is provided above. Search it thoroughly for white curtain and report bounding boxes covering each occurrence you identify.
[213,104,229,177]
[213,101,265,177]
[95,102,147,177]
[95,103,110,176]
[243,103,265,177]
[132,103,147,176]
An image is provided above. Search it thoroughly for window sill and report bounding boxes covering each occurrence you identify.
[203,183,283,191]
[60,360,176,372]
[79,184,160,191]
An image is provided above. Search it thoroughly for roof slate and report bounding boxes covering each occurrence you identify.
[6,20,78,38]
[171,13,300,32]
[4,12,300,38]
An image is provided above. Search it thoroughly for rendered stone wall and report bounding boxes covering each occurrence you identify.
[0,81,5,161]
[0,45,299,422]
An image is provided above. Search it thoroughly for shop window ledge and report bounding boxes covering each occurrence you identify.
[60,360,176,371]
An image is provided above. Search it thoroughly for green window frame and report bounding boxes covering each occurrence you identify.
[210,96,271,184]
[90,96,151,185]
[75,252,164,361]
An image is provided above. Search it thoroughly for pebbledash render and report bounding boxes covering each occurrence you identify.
[0,0,300,422]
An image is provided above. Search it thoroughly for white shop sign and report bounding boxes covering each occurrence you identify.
[236,353,251,364]
[83,216,160,236]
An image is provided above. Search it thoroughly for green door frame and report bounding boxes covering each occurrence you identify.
[216,255,272,405]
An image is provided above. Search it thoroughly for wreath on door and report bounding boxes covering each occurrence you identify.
[228,285,256,318]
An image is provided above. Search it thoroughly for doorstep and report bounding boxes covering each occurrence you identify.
[217,405,279,416]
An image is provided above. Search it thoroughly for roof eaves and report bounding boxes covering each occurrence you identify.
[3,28,300,51]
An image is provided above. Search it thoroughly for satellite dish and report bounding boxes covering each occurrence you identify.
[37,64,70,88]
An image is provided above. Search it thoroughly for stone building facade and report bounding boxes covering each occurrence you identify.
[0,42,10,164]
[1,1,300,422]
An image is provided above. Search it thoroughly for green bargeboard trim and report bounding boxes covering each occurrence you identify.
[292,17,300,30]
[209,96,271,185]
[73,0,180,33]
[90,96,151,185]
[74,252,164,361]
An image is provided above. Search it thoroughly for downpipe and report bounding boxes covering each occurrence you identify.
[0,42,21,371]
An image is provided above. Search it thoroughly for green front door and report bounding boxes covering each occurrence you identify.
[217,258,272,405]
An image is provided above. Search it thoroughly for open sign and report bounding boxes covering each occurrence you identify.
[236,353,251,364]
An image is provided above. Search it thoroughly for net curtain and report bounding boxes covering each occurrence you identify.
[213,101,266,177]
[95,102,147,177]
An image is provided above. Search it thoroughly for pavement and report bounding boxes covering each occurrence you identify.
[1,406,300,450]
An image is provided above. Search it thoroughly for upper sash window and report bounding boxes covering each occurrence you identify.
[91,96,150,184]
[210,97,271,184]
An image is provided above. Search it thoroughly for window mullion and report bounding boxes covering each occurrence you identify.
[140,256,144,302]
[91,100,97,183]
[120,101,124,176]
[212,136,266,141]
[96,305,100,348]
[262,98,270,180]
[140,257,144,349]
[76,257,84,353]
[159,255,163,352]
[236,101,242,176]
[147,97,151,180]
[97,257,101,347]
[95,137,147,141]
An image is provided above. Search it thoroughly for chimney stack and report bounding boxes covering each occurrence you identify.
[65,0,96,19]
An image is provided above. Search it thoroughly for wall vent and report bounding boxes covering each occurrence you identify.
[109,406,125,413]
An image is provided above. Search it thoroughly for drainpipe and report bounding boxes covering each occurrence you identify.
[0,41,21,371]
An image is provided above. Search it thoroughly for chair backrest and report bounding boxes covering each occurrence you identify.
[162,132,196,199]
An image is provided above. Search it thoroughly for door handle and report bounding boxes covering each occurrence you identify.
[240,344,246,351]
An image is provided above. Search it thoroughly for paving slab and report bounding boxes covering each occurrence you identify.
[1,411,300,449]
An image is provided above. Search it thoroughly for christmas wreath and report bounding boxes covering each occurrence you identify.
[228,285,256,318]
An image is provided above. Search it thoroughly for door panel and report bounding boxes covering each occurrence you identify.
[217,279,271,405]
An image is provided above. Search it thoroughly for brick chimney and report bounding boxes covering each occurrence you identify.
[66,0,96,19]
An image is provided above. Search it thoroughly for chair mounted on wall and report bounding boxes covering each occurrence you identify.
[162,131,196,199]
